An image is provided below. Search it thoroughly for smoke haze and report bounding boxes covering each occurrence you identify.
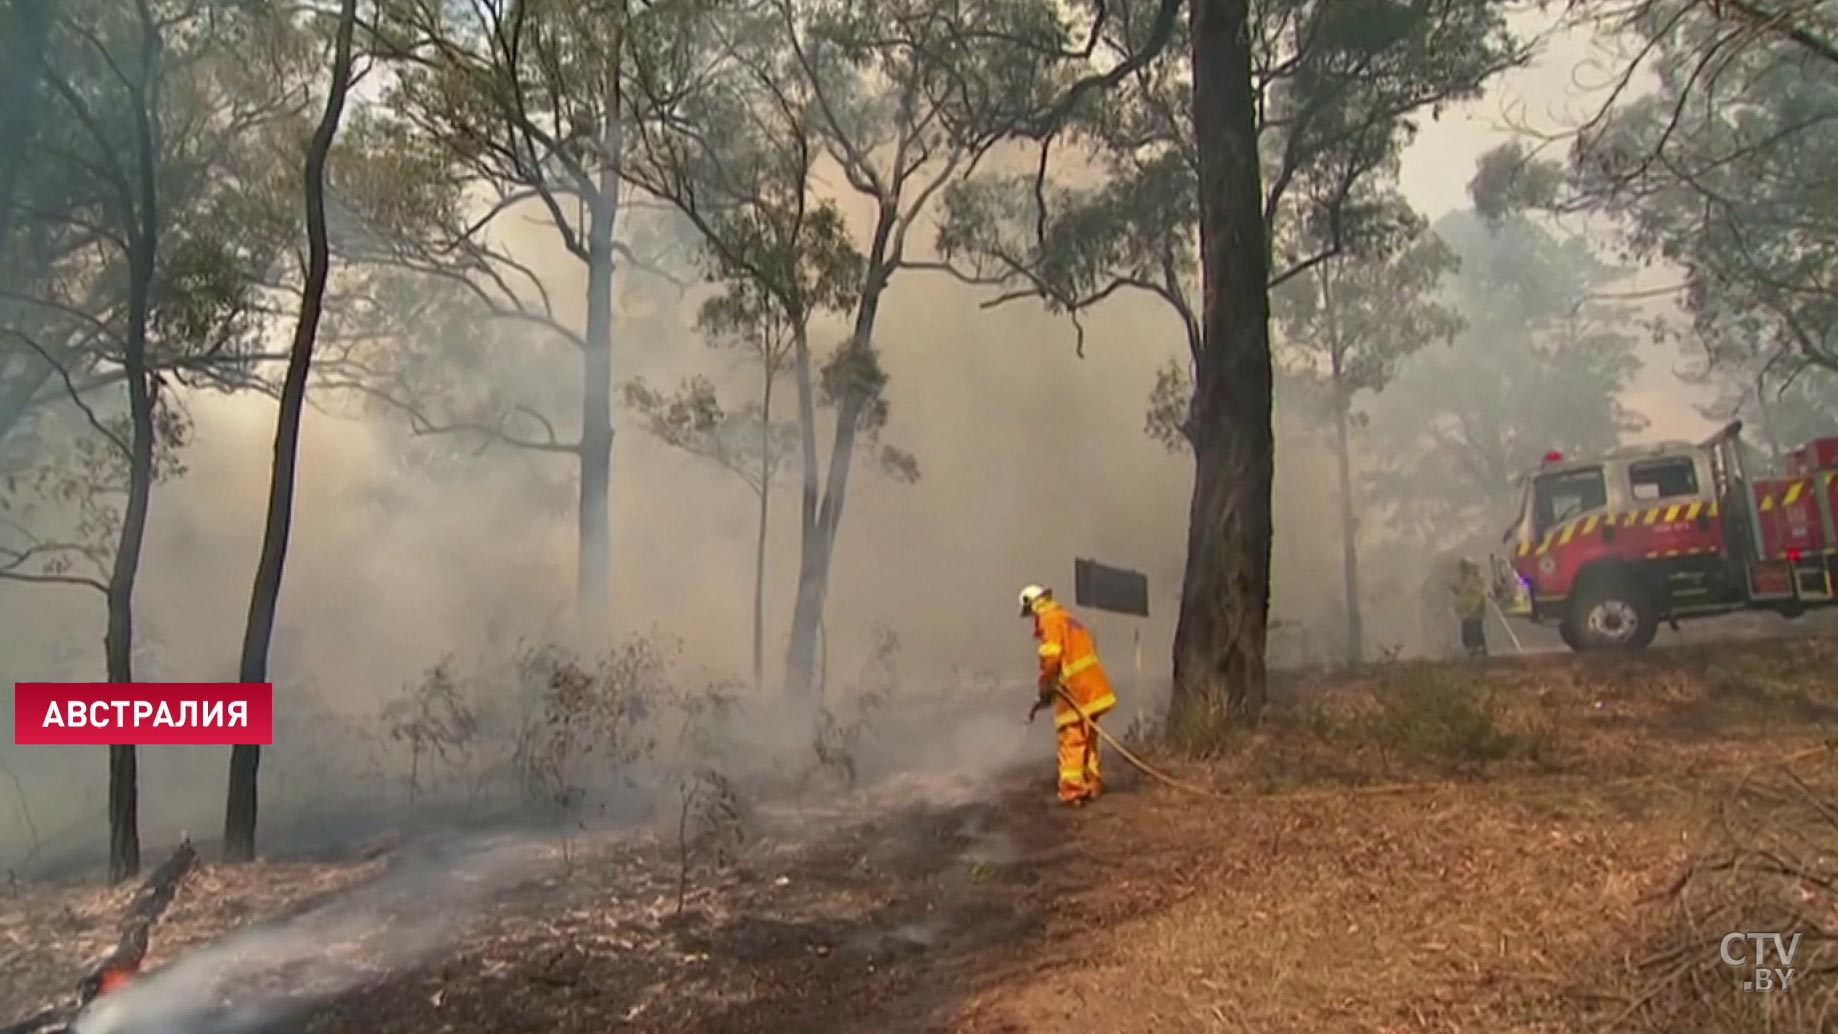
[0,4,1742,872]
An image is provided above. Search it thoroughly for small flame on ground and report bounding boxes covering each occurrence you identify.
[95,960,140,996]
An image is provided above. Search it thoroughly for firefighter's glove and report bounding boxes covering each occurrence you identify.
[1027,697,1050,724]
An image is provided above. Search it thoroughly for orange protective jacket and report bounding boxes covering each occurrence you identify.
[1033,600,1117,728]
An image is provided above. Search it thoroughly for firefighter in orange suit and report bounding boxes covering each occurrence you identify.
[1020,584,1118,806]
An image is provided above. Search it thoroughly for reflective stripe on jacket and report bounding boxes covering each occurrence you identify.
[1453,569,1487,619]
[1034,601,1117,728]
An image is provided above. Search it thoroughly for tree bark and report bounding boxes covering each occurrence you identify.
[576,90,622,636]
[785,323,821,702]
[225,0,357,864]
[102,0,172,885]
[1170,0,1274,736]
[1333,389,1363,665]
[1323,266,1362,665]
[106,744,138,883]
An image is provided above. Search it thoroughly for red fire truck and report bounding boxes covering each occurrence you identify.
[1494,422,1838,651]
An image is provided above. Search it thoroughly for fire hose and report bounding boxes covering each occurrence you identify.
[1035,685,1239,802]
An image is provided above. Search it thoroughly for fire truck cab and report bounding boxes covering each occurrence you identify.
[1495,422,1838,651]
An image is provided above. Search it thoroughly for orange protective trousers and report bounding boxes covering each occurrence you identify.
[1033,600,1116,804]
[1056,715,1102,803]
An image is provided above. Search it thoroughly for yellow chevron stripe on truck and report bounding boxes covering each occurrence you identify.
[1785,480,1808,506]
[1525,497,1726,559]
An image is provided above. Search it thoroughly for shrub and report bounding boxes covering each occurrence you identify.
[1363,668,1525,768]
[510,640,664,817]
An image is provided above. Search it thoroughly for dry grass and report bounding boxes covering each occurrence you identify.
[957,635,1838,1034]
[1598,771,1838,1034]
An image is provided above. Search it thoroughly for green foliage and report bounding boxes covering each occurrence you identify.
[694,201,866,331]
[1573,8,1838,382]
[1362,210,1646,544]
[0,0,320,584]
[1692,360,1838,463]
[1484,9,1838,419]
[937,150,1198,331]
[38,1,306,335]
[0,402,192,588]
[1466,140,1563,223]
[1272,193,1462,414]
[1143,359,1195,453]
[934,0,1525,450]
[622,374,800,495]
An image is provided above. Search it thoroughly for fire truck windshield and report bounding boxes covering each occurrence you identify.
[1533,466,1607,535]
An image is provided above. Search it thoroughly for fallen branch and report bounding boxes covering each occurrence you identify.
[0,837,197,1034]
[80,836,198,1003]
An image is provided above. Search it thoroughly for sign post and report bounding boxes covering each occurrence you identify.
[1073,557,1150,716]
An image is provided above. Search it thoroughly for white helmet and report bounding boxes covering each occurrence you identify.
[1018,584,1050,616]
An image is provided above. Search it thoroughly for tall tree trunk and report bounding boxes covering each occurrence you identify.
[1323,266,1361,665]
[785,324,822,706]
[752,374,773,694]
[224,0,356,863]
[1170,0,1274,737]
[105,744,138,881]
[576,93,622,635]
[782,214,895,700]
[1333,389,1362,665]
[102,0,170,884]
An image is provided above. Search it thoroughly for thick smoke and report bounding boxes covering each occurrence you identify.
[0,3,1722,871]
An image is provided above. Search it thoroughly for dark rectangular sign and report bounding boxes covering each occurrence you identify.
[1074,558,1149,617]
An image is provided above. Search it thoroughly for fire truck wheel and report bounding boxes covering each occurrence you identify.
[1565,578,1658,652]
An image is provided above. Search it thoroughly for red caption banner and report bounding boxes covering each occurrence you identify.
[13,683,273,745]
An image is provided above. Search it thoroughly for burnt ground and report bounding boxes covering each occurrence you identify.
[9,634,1838,1034]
